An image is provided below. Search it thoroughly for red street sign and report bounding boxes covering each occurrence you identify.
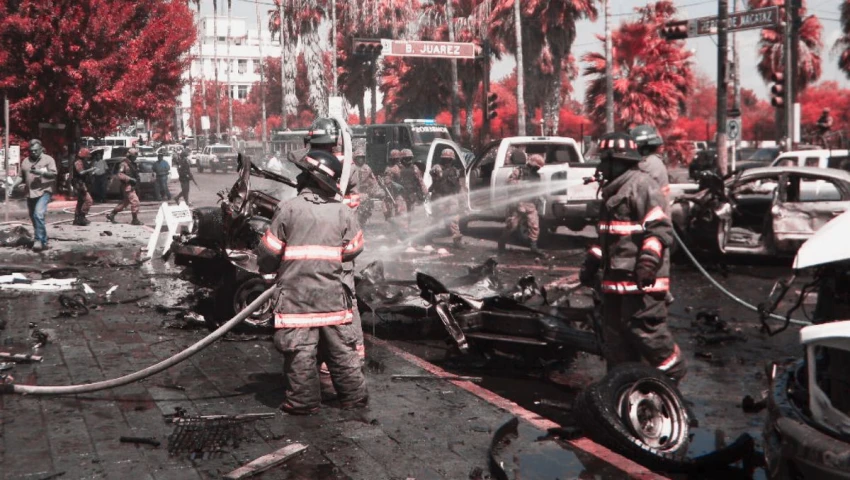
[384,39,478,59]
[691,6,779,37]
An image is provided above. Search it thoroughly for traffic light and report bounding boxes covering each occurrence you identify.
[770,72,785,108]
[486,92,498,120]
[660,20,689,41]
[353,38,383,57]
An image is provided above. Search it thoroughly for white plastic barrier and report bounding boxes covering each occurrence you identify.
[146,201,194,259]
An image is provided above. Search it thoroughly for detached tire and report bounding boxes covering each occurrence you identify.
[575,363,691,472]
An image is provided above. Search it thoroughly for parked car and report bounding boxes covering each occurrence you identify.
[758,211,850,479]
[197,144,238,173]
[732,146,782,172]
[770,149,850,170]
[432,136,600,233]
[672,166,850,257]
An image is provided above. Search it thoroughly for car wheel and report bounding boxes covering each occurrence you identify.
[209,273,274,334]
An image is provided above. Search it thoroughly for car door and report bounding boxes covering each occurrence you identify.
[771,173,850,251]
[367,127,390,174]
[492,143,522,218]
[465,142,500,213]
[421,139,464,217]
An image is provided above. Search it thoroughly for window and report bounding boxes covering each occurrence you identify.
[371,128,388,145]
[397,127,412,148]
[252,60,259,74]
[238,85,248,100]
[238,59,247,74]
[790,176,842,202]
[804,157,820,167]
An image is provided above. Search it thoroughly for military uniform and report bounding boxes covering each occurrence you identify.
[640,153,671,204]
[72,150,94,225]
[173,152,193,204]
[499,152,543,253]
[429,151,465,246]
[582,133,686,383]
[107,152,142,225]
[383,152,407,220]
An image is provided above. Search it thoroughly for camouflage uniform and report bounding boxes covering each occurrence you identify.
[429,149,465,247]
[499,152,543,254]
[106,149,142,225]
[72,149,94,226]
[383,149,407,220]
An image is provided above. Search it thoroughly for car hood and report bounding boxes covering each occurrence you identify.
[794,210,850,270]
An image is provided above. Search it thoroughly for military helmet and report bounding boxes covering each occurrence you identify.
[440,149,456,161]
[306,117,341,146]
[629,124,663,148]
[400,148,414,159]
[292,149,343,194]
[127,148,139,157]
[77,148,91,159]
[597,132,642,163]
[389,149,402,161]
[526,154,545,169]
[354,146,366,158]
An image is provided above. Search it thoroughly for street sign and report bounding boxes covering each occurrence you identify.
[727,118,742,142]
[381,39,478,59]
[201,116,210,131]
[328,96,345,120]
[689,6,779,37]
[8,146,20,166]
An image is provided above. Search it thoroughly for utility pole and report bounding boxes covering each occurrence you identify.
[604,0,614,133]
[716,0,729,175]
[4,94,9,224]
[447,0,461,140]
[513,0,526,136]
[226,0,233,141]
[332,0,338,96]
[255,0,268,153]
[731,0,741,171]
[789,0,800,148]
[213,1,222,140]
[279,0,287,129]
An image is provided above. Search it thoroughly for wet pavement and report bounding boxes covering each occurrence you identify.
[0,171,810,478]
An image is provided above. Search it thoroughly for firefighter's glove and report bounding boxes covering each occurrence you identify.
[579,255,600,287]
[634,256,659,289]
[128,178,138,186]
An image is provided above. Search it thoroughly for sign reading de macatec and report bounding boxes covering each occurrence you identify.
[382,39,478,59]
[692,6,779,37]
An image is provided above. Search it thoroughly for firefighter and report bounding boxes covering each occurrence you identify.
[257,149,368,415]
[498,151,544,256]
[106,148,142,225]
[72,148,95,226]
[349,146,379,225]
[383,149,406,222]
[579,132,686,383]
[429,149,465,248]
[630,124,670,203]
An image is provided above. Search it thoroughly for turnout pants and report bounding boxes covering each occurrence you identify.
[504,202,539,242]
[113,188,140,215]
[274,324,368,411]
[601,292,686,382]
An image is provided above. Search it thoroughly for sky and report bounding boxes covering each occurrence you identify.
[207,0,847,104]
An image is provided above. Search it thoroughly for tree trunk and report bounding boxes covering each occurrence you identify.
[465,93,474,144]
[255,0,267,151]
[304,24,328,117]
[279,0,286,128]
[282,22,298,123]
[370,64,377,124]
[447,1,460,139]
[213,1,221,138]
[358,96,366,124]
[547,71,562,135]
[513,0,526,136]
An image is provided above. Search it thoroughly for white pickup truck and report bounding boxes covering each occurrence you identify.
[422,137,600,233]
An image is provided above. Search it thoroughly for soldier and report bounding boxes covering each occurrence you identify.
[257,149,368,415]
[349,146,379,225]
[153,152,171,201]
[173,149,195,205]
[72,148,95,226]
[579,133,686,384]
[429,149,465,248]
[383,149,406,221]
[630,124,670,203]
[498,151,544,256]
[18,139,58,251]
[105,148,142,225]
[397,149,426,233]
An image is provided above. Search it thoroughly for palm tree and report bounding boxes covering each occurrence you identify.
[836,0,850,79]
[582,1,693,132]
[489,0,597,135]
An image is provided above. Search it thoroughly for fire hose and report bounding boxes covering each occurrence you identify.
[0,287,277,395]
[672,228,810,327]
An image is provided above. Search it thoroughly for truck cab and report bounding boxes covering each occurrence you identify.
[365,120,454,174]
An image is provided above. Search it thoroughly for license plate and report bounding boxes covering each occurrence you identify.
[139,173,153,182]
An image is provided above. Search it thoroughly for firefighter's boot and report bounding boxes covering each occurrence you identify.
[529,241,543,256]
[73,215,90,226]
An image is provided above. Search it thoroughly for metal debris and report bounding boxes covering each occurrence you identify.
[167,416,246,458]
[0,352,43,363]
[56,293,89,317]
[223,443,308,479]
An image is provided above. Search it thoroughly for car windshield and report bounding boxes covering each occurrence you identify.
[139,147,155,156]
[746,148,779,163]
[212,146,235,154]
[411,126,451,145]
[508,143,581,165]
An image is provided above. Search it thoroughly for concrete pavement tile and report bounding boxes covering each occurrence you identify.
[1,449,54,478]
[150,466,203,480]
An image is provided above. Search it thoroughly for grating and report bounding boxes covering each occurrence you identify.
[167,416,247,459]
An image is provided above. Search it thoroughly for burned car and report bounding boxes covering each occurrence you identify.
[760,211,850,479]
[672,167,850,258]
[169,155,297,331]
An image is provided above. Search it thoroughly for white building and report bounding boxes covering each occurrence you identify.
[180,16,280,137]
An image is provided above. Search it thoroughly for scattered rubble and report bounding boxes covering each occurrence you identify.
[119,436,161,447]
[0,226,33,248]
[223,443,308,479]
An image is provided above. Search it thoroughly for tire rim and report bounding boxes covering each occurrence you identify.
[617,378,687,452]
[233,278,274,327]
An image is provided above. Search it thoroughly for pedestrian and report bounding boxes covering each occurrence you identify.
[19,139,57,251]
[398,148,426,234]
[153,152,171,201]
[173,149,194,205]
[429,149,465,248]
[382,149,406,224]
[72,148,95,226]
[579,132,686,384]
[817,108,834,147]
[498,151,544,256]
[105,148,142,225]
[630,124,671,203]
[348,146,379,226]
[257,148,368,415]
[91,151,109,203]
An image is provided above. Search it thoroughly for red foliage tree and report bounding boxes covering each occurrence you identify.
[798,81,850,136]
[838,0,850,79]
[0,0,195,146]
[247,54,328,130]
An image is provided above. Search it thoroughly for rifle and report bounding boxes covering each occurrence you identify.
[377,177,396,207]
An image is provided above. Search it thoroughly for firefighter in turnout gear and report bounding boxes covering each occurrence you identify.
[72,148,95,226]
[429,149,465,248]
[498,151,544,255]
[579,132,686,383]
[257,149,368,415]
[106,148,142,225]
[630,124,670,204]
[349,146,379,225]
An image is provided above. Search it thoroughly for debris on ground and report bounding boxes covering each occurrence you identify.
[163,311,206,330]
[119,436,161,447]
[31,328,49,348]
[56,293,89,317]
[0,272,78,292]
[223,443,308,479]
[741,392,768,413]
[0,226,33,248]
[0,352,43,363]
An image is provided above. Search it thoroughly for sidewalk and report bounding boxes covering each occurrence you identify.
[0,255,665,479]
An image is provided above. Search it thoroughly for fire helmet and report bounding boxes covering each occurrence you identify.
[629,124,663,148]
[306,117,341,146]
[597,132,642,163]
[292,149,343,194]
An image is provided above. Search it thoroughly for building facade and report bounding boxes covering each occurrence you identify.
[180,16,279,137]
